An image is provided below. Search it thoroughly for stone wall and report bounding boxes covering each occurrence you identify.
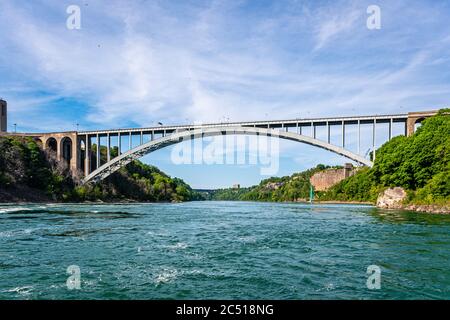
[310,164,356,191]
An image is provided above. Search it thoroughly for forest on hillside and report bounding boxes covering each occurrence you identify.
[0,136,200,202]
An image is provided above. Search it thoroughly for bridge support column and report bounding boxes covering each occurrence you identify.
[71,135,78,173]
[77,136,83,174]
[118,132,121,155]
[129,132,132,150]
[342,121,345,148]
[389,118,393,140]
[56,138,62,162]
[85,135,90,177]
[327,122,330,143]
[107,133,111,163]
[96,134,100,169]
[372,119,376,161]
[406,117,417,137]
[357,120,361,155]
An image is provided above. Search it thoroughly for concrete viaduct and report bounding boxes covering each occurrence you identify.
[0,101,437,185]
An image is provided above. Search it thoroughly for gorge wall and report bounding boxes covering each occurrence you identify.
[310,164,356,191]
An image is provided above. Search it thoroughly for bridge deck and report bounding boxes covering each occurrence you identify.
[77,113,409,136]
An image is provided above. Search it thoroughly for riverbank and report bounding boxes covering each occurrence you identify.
[403,204,450,214]
[314,200,373,205]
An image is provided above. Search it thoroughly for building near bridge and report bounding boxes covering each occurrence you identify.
[0,99,6,132]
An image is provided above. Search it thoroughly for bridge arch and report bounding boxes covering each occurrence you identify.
[414,117,426,133]
[45,137,57,152]
[83,126,373,184]
[61,136,73,166]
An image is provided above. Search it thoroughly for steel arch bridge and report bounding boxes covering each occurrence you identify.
[82,126,373,184]
[2,109,437,184]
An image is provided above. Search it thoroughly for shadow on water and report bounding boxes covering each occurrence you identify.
[1,208,135,219]
[368,208,450,225]
[45,228,113,237]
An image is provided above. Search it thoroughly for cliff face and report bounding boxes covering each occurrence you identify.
[310,164,356,191]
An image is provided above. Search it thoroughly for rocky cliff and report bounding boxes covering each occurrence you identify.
[310,164,356,191]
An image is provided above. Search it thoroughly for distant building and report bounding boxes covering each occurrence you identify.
[232,184,240,189]
[0,99,6,132]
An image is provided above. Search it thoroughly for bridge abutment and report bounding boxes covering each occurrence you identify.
[39,132,80,173]
[406,111,437,136]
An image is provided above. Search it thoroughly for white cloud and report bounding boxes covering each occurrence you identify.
[314,7,361,50]
[0,0,449,134]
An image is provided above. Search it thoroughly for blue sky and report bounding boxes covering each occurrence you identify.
[1,0,449,188]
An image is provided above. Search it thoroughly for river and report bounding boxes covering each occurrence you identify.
[1,201,449,299]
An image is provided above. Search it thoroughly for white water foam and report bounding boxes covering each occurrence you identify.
[0,207,31,214]
[3,285,34,296]
[166,242,188,250]
[154,268,179,284]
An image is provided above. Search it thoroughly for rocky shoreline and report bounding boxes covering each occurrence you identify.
[376,187,449,214]
[400,204,450,214]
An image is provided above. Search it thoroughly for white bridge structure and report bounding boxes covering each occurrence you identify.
[1,107,437,184]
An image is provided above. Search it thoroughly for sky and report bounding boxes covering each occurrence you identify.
[0,0,449,188]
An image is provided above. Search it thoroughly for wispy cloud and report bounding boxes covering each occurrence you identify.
[313,6,362,50]
[1,0,449,134]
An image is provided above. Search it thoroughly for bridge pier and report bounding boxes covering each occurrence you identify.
[84,135,91,177]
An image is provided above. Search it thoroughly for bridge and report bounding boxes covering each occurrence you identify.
[0,100,437,184]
